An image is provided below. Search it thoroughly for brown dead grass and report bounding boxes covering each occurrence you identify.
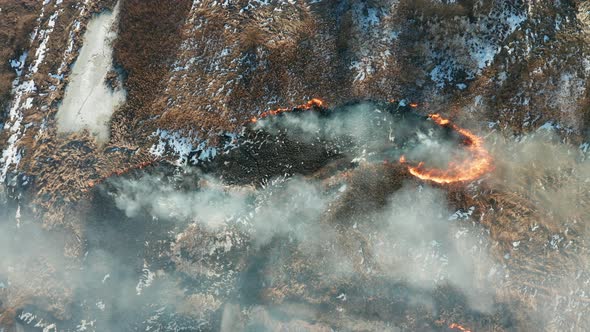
[399,0,472,19]
[0,0,40,117]
[2,1,589,330]
[111,0,192,142]
[442,139,590,330]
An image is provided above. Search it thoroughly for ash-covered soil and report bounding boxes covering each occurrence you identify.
[1,101,585,332]
[2,103,513,331]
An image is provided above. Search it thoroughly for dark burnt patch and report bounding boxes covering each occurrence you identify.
[198,100,451,186]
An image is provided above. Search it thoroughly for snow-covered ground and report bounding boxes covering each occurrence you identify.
[1,0,63,182]
[56,1,125,143]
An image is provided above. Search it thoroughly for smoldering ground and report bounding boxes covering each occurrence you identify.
[201,102,473,186]
[250,101,465,167]
[99,102,508,330]
[105,104,590,331]
[1,102,507,331]
[2,102,590,331]
[106,167,503,331]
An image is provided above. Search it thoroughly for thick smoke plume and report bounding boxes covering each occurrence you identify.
[2,102,589,331]
[107,102,501,328]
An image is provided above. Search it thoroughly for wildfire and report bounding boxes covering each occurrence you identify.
[247,98,325,124]
[430,113,450,125]
[399,113,492,184]
[449,323,473,332]
[247,99,491,184]
[86,160,157,190]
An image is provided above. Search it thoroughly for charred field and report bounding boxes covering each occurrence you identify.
[6,105,474,331]
[0,100,565,331]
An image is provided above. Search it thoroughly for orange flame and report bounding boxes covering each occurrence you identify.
[248,98,325,124]
[86,160,157,190]
[449,323,473,332]
[248,100,491,184]
[430,113,450,125]
[401,113,492,184]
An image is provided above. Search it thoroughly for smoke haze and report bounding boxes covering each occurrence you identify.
[2,102,589,331]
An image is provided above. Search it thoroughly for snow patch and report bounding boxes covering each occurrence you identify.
[150,129,197,165]
[1,0,62,182]
[448,206,475,221]
[136,262,155,295]
[56,1,125,143]
[428,3,526,88]
[149,129,226,165]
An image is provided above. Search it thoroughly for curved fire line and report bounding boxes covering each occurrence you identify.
[251,99,493,185]
[247,98,325,124]
[85,99,492,190]
[449,322,473,332]
[399,113,493,184]
[84,159,159,191]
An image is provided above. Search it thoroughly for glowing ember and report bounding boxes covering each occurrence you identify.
[400,113,492,184]
[430,113,450,125]
[449,323,473,332]
[86,160,157,190]
[249,99,491,185]
[247,98,325,123]
[87,98,492,195]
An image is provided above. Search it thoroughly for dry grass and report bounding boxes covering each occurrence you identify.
[1,1,589,330]
[0,0,40,118]
[111,0,192,142]
[440,137,590,330]
[239,26,266,52]
[399,0,472,19]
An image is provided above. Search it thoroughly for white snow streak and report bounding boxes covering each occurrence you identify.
[1,0,63,182]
